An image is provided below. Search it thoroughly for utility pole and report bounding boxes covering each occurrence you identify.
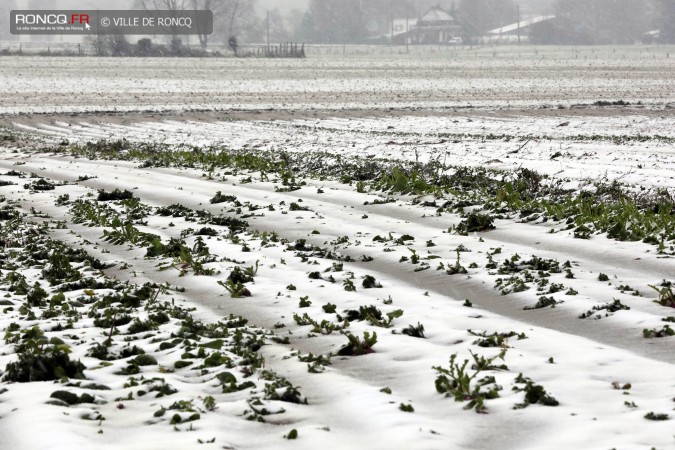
[517,4,521,45]
[266,10,270,52]
[406,14,409,53]
[390,0,394,45]
[97,8,101,56]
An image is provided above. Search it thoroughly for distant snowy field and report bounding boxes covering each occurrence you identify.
[0,48,674,450]
[0,46,674,113]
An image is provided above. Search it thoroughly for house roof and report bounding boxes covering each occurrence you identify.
[420,6,455,23]
[487,15,556,35]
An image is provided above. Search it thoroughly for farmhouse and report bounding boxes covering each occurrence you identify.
[391,6,463,45]
[642,29,660,44]
[484,15,558,44]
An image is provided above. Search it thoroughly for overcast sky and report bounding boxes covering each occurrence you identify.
[257,0,309,14]
[255,0,557,16]
[13,0,556,16]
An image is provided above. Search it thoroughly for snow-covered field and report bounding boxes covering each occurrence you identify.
[0,49,674,450]
[0,46,674,113]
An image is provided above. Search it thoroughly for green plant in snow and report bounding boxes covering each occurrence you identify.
[643,325,674,338]
[263,374,306,404]
[70,199,118,227]
[649,283,675,308]
[103,222,158,246]
[157,241,215,276]
[368,309,403,328]
[209,191,237,204]
[523,296,561,310]
[322,303,337,314]
[644,412,670,421]
[399,403,414,412]
[3,334,86,382]
[433,349,506,413]
[447,250,468,275]
[513,373,559,408]
[337,331,377,356]
[97,189,134,201]
[362,274,382,288]
[293,313,345,335]
[401,322,425,338]
[218,279,251,298]
[469,330,527,347]
[23,178,55,191]
[579,299,630,319]
[455,212,495,235]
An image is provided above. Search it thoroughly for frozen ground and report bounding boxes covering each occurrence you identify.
[0,49,674,450]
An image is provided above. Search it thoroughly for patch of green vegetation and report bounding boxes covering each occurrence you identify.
[399,403,414,412]
[523,295,561,310]
[337,331,377,356]
[649,283,675,308]
[579,299,630,319]
[644,412,669,421]
[23,178,56,191]
[446,250,468,275]
[209,191,238,204]
[433,349,506,413]
[469,329,527,347]
[401,322,425,338]
[362,275,382,289]
[50,390,96,406]
[643,325,674,338]
[513,373,559,408]
[61,142,675,251]
[455,212,495,235]
[4,336,86,382]
[97,189,135,202]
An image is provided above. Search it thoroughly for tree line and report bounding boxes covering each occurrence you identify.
[296,0,675,45]
[5,0,673,48]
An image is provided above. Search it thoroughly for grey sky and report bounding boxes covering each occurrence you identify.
[13,0,556,17]
[257,0,309,14]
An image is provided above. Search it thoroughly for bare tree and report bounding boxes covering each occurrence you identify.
[456,0,518,41]
[554,0,654,44]
[135,0,191,11]
[362,0,417,38]
[136,0,257,49]
[660,0,675,43]
[217,0,258,44]
[191,0,212,49]
[0,0,17,40]
[135,0,191,39]
[266,9,291,42]
[298,0,367,44]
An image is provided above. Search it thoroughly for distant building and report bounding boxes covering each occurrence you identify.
[390,18,413,42]
[642,30,660,44]
[391,6,463,45]
[484,15,557,44]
